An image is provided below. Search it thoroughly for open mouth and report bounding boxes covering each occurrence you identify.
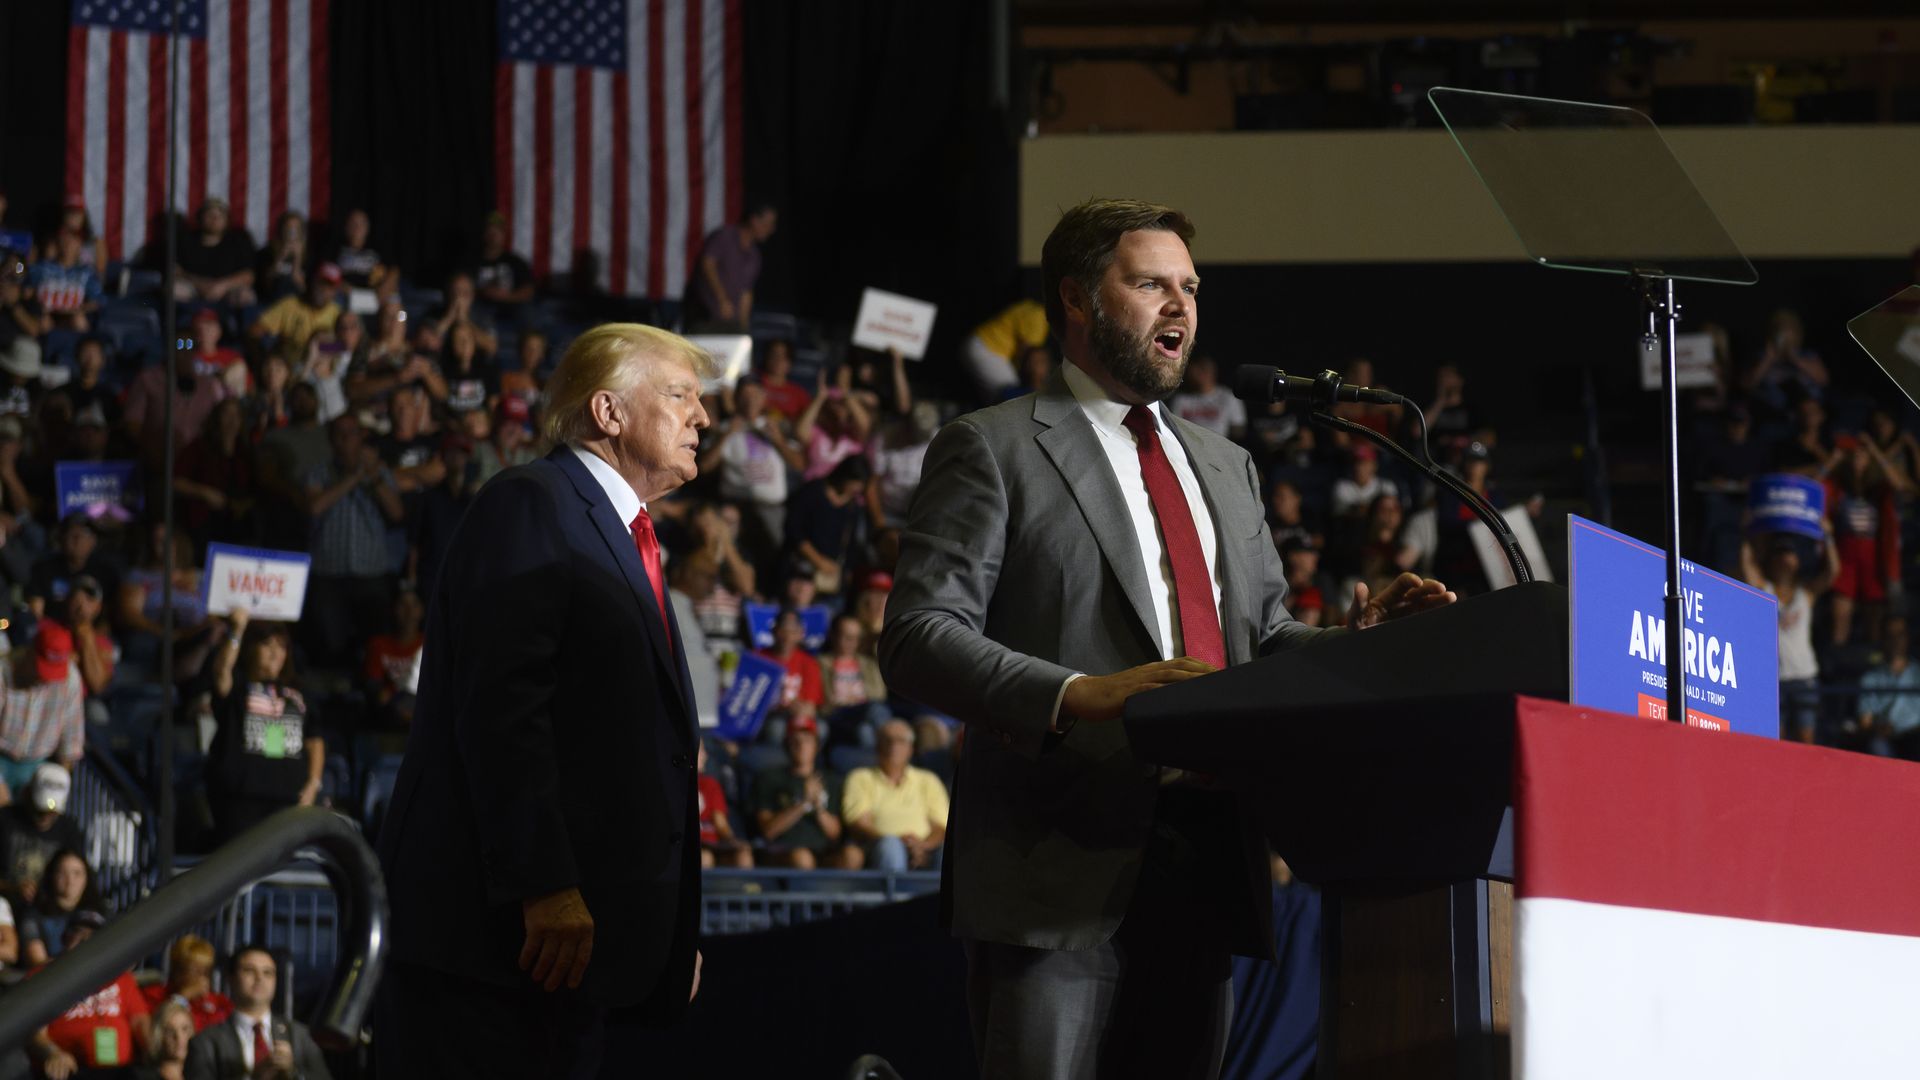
[1153,327,1186,360]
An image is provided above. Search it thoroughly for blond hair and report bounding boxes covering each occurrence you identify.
[543,323,717,446]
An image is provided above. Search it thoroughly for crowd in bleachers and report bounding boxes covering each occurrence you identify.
[0,182,1916,1070]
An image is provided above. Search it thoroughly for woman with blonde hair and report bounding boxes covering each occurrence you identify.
[141,933,233,1031]
[134,999,196,1080]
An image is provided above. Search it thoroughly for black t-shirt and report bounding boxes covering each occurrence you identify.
[331,244,382,287]
[177,229,257,280]
[0,805,84,891]
[784,480,860,563]
[748,768,842,852]
[56,381,124,431]
[26,554,121,610]
[443,363,499,415]
[207,679,312,807]
[379,432,439,472]
[473,253,532,299]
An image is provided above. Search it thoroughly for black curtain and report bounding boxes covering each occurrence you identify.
[328,0,500,287]
[0,3,76,240]
[742,2,1019,386]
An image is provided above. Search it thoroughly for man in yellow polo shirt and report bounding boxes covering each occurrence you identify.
[962,299,1050,402]
[843,719,949,871]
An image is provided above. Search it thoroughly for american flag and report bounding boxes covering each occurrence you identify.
[65,0,332,264]
[496,0,741,300]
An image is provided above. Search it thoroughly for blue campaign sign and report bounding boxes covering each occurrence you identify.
[54,460,142,521]
[715,651,785,742]
[1748,473,1826,540]
[743,602,831,652]
[1567,514,1779,738]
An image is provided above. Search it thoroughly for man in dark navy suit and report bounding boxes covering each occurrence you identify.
[376,323,713,1078]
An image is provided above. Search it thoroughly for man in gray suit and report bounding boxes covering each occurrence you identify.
[880,198,1451,1079]
[185,945,332,1080]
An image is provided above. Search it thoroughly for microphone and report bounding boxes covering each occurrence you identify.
[1232,365,1404,408]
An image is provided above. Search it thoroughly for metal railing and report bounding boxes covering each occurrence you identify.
[0,806,387,1052]
[69,753,160,912]
[700,869,940,935]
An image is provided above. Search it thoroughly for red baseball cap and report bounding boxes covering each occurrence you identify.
[63,193,86,210]
[315,262,344,285]
[787,713,820,737]
[34,621,74,684]
[498,395,531,427]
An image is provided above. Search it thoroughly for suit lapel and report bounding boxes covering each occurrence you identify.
[1031,375,1165,655]
[548,448,691,723]
[1163,415,1255,666]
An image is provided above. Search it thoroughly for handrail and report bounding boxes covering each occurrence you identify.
[0,806,387,1052]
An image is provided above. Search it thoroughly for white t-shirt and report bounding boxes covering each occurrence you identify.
[1765,582,1819,682]
[1332,475,1400,518]
[718,427,789,507]
[870,438,930,526]
[1168,386,1246,438]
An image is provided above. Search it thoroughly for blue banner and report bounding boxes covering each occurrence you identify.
[715,651,785,742]
[1568,515,1779,737]
[743,602,831,652]
[1748,473,1826,539]
[54,460,141,522]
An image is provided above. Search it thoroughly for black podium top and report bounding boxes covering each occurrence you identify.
[1124,583,1569,885]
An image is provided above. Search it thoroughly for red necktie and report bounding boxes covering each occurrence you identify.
[253,1019,272,1070]
[1122,406,1225,670]
[630,509,673,652]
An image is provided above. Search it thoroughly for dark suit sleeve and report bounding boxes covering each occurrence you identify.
[182,1030,219,1080]
[879,418,1077,761]
[1244,452,1337,655]
[440,473,580,905]
[294,1022,333,1080]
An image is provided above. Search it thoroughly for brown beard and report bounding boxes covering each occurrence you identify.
[1088,292,1190,402]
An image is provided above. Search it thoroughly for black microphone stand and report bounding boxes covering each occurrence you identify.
[1295,369,1533,586]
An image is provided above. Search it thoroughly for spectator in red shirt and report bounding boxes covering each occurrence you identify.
[757,340,811,421]
[696,741,750,869]
[1826,434,1907,646]
[31,910,151,1077]
[758,607,825,724]
[185,307,250,397]
[141,934,233,1033]
[363,589,425,727]
[1281,536,1327,628]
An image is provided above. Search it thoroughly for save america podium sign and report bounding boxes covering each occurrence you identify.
[1567,515,1777,738]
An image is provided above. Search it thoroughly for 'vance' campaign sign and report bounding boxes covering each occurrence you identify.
[1568,515,1778,738]
[203,543,313,621]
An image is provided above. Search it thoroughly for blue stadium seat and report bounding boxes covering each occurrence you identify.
[828,746,877,776]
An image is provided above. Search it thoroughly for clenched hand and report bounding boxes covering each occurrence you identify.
[520,887,594,992]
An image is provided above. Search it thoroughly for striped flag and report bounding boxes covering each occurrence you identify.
[1513,700,1920,1078]
[496,0,741,300]
[66,0,331,266]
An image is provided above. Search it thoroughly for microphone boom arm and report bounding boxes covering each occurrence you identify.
[1309,408,1533,586]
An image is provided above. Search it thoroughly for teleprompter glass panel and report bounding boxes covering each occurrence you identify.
[1429,87,1755,286]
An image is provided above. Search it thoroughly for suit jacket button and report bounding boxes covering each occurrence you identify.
[668,831,683,844]
[999,732,1013,745]
[671,753,690,768]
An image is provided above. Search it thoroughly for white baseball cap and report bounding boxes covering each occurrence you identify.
[31,762,70,815]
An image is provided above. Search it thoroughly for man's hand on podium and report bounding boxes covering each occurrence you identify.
[1063,657,1218,723]
[1348,572,1456,630]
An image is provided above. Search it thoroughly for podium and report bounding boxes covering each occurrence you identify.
[1125,583,1570,1080]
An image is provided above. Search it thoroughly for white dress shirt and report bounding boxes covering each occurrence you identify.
[1060,359,1224,658]
[571,445,644,527]
[233,1011,272,1070]
[1051,361,1226,726]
